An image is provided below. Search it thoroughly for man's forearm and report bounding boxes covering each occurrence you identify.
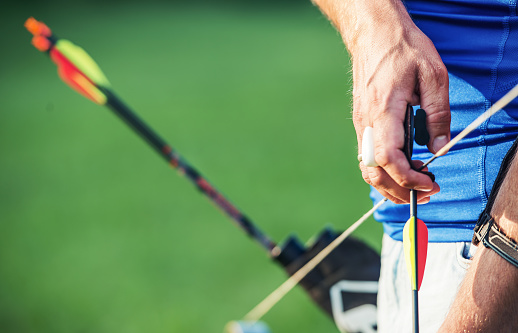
[311,0,413,53]
[439,154,518,332]
[439,249,518,332]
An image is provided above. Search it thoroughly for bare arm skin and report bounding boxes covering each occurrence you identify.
[313,0,450,203]
[439,155,518,332]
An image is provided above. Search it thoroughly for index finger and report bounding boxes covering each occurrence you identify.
[373,111,434,191]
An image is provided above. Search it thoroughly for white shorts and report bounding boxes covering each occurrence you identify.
[377,234,477,333]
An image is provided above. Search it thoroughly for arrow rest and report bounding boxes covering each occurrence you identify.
[404,105,435,182]
[414,109,430,146]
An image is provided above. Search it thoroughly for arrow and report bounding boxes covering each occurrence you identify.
[402,105,429,333]
[25,17,278,254]
[403,215,428,332]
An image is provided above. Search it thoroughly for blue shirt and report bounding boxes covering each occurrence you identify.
[372,0,518,242]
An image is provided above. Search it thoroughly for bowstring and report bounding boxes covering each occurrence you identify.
[242,81,518,323]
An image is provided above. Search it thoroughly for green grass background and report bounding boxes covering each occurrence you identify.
[0,2,383,332]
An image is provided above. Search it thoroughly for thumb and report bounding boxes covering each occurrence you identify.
[418,64,451,155]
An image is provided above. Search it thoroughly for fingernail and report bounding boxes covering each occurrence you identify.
[433,135,448,154]
[415,186,432,192]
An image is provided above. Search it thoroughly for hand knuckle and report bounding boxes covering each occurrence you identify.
[375,149,392,167]
[399,176,413,189]
[434,62,448,77]
[421,60,448,84]
[368,170,384,187]
[428,108,451,125]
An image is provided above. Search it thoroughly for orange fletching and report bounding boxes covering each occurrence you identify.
[25,17,51,37]
[32,35,51,52]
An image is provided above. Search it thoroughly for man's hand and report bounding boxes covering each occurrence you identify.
[313,0,450,204]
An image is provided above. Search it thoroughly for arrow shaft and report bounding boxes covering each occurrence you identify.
[103,89,277,253]
[413,288,419,333]
[410,189,419,333]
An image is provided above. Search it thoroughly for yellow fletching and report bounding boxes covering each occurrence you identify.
[403,216,417,290]
[56,39,110,88]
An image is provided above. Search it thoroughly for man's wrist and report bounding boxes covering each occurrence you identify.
[312,0,415,53]
[344,1,414,51]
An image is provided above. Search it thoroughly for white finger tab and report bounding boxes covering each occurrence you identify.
[362,127,378,167]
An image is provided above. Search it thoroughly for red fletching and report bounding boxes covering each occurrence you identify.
[49,48,105,104]
[416,218,428,290]
[403,216,429,291]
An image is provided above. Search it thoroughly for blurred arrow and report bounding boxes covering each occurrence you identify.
[25,17,278,253]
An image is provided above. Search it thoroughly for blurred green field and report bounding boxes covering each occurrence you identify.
[0,2,382,332]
